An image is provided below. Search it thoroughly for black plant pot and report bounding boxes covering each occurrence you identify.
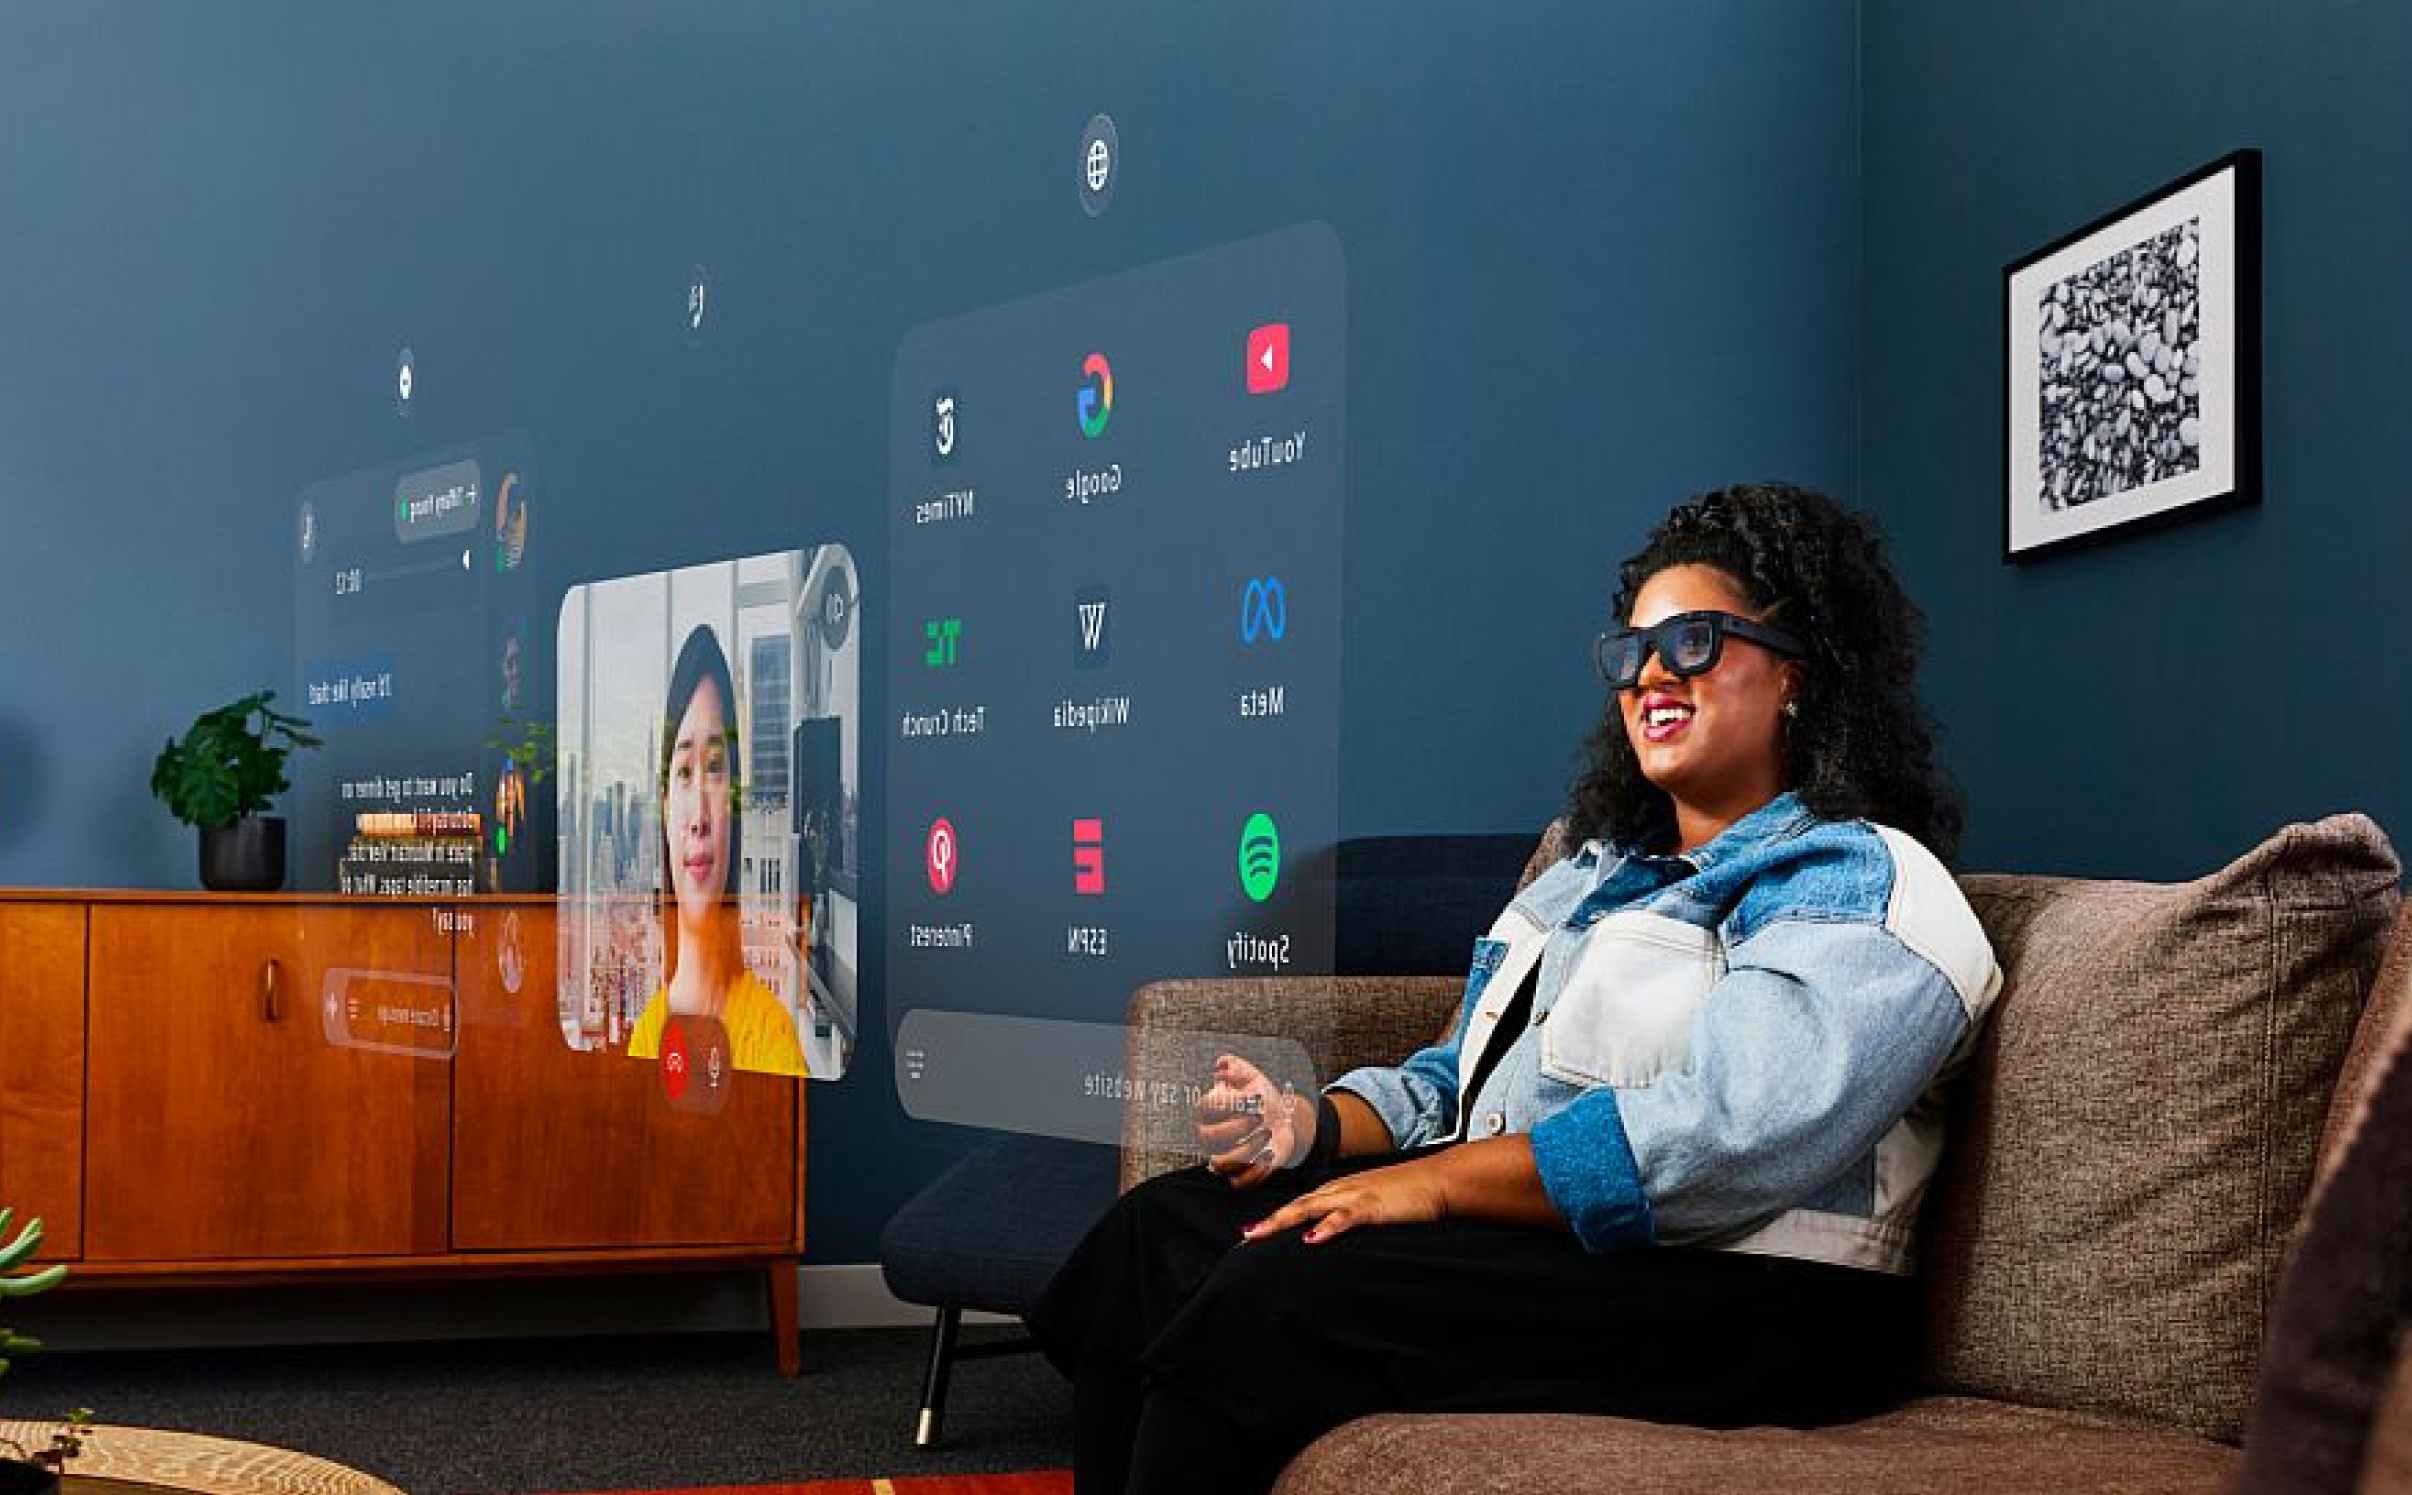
[199,814,287,892]
[0,1459,59,1495]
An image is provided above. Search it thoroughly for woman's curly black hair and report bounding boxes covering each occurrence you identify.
[1565,481,1964,862]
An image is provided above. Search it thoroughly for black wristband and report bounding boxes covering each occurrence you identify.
[1304,1093,1344,1169]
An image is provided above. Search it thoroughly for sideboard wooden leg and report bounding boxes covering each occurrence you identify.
[769,1257,802,1376]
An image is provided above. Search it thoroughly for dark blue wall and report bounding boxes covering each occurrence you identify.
[1862,1,2412,880]
[0,2,1858,1262]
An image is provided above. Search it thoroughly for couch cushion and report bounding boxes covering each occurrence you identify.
[2317,905,2412,1192]
[2232,907,2412,1493]
[1923,814,2399,1443]
[1275,1397,2238,1495]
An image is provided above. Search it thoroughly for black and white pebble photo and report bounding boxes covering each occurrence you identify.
[2034,217,2204,511]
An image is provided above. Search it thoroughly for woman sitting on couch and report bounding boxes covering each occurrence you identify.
[1029,481,2005,1495]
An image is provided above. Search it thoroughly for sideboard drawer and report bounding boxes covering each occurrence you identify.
[0,904,85,1259]
[84,904,450,1261]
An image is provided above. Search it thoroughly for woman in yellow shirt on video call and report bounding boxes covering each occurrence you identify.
[626,624,807,1079]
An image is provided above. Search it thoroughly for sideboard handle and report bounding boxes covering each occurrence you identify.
[262,958,283,1023]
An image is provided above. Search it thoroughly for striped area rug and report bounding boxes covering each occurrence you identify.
[547,1475,1071,1495]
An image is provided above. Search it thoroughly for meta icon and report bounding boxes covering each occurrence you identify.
[1077,352,1114,439]
[1241,576,1287,644]
[926,817,959,895]
[1246,323,1291,395]
[1074,585,1111,669]
[1239,813,1281,903]
[1073,818,1106,895]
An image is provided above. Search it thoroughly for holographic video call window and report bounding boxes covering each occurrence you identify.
[557,548,862,1083]
[887,221,1346,1143]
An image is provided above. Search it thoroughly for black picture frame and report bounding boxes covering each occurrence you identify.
[2003,149,2261,562]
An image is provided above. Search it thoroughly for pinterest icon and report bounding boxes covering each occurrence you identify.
[925,817,959,895]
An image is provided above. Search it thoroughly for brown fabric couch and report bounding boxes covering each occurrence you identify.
[1119,814,2409,1493]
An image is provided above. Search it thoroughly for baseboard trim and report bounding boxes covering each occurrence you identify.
[801,1263,920,1328]
[19,1261,1008,1351]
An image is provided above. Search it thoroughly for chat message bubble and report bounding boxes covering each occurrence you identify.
[392,458,483,544]
[302,654,399,724]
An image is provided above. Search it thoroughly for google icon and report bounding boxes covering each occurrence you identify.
[1077,352,1113,439]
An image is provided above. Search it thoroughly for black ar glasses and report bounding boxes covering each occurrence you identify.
[1595,610,1807,690]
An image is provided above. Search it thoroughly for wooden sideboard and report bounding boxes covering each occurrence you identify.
[0,893,805,1373]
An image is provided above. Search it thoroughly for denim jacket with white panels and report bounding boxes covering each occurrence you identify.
[1331,792,2002,1275]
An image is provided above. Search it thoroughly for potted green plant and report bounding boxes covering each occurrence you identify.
[0,1209,73,1495]
[484,717,552,878]
[150,691,321,892]
[487,715,554,790]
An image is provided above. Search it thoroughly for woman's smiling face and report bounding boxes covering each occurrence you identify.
[663,677,734,930]
[1617,564,1801,820]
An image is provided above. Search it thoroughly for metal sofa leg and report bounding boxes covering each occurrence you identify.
[916,1305,963,1447]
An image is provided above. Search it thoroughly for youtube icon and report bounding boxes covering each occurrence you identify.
[1246,322,1290,395]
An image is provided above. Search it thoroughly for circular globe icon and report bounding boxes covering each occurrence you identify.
[1078,113,1118,216]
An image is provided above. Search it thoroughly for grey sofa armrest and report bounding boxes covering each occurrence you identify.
[1119,975,1466,1191]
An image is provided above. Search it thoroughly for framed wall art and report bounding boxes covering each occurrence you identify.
[2004,149,2260,561]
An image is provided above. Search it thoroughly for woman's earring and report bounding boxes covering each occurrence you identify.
[1782,699,1800,719]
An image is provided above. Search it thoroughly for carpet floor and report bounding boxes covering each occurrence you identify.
[7,1327,1073,1495]
[544,1477,1070,1495]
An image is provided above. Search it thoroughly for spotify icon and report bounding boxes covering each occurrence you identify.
[1238,813,1281,903]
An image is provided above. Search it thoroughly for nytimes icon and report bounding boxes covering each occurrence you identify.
[1074,584,1111,669]
[930,388,959,465]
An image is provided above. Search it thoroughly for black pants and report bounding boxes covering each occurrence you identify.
[1026,1152,1917,1495]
